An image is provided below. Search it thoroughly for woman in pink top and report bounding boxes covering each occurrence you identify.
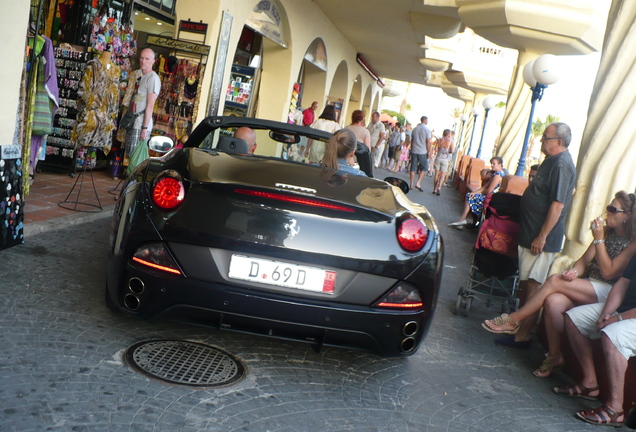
[345,110,371,149]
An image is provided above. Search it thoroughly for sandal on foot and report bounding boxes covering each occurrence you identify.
[533,355,563,378]
[482,314,520,334]
[575,404,624,426]
[552,383,599,400]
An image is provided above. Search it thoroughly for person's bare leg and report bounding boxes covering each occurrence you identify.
[564,314,599,393]
[533,293,571,377]
[514,279,541,342]
[434,170,443,192]
[409,170,415,188]
[485,275,598,333]
[416,170,425,189]
[600,333,627,419]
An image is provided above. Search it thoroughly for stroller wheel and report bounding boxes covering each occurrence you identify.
[453,293,465,315]
[453,295,462,315]
[461,297,473,317]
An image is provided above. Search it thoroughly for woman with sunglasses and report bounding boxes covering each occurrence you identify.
[482,191,636,378]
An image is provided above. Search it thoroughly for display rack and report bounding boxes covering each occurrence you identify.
[39,48,93,177]
[223,64,256,117]
[146,29,209,144]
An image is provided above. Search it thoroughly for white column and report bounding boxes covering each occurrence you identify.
[556,0,636,267]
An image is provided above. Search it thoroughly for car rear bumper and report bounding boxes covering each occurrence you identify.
[108,264,434,357]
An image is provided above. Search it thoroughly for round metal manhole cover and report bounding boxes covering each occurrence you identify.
[124,340,246,388]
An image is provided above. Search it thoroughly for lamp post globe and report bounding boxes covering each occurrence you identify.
[533,54,560,85]
[523,60,537,87]
[516,54,560,176]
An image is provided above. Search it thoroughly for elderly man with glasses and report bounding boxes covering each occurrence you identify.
[492,122,577,348]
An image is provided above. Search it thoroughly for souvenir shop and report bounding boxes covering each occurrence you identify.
[0,0,210,251]
[22,0,208,183]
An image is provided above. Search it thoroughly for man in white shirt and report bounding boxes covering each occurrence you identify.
[367,111,386,168]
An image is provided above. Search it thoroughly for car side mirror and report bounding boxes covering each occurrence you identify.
[148,136,174,157]
[384,177,409,194]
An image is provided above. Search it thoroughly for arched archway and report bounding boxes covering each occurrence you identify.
[362,85,373,123]
[227,0,293,121]
[326,60,348,124]
[296,37,328,119]
[345,74,362,127]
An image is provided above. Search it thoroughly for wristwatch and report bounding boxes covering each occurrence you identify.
[593,239,605,244]
[141,126,148,130]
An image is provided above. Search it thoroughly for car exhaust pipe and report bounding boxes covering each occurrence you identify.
[128,277,145,294]
[124,294,140,310]
[401,337,416,353]
[403,321,418,337]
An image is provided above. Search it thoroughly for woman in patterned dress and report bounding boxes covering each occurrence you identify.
[448,156,506,228]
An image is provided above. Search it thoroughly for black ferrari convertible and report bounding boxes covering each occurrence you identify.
[106,116,443,356]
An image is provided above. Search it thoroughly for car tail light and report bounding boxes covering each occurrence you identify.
[374,283,423,309]
[397,215,427,252]
[152,171,185,210]
[131,243,182,275]
[235,189,355,212]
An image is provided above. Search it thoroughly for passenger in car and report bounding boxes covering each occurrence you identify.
[321,128,367,177]
[233,127,257,154]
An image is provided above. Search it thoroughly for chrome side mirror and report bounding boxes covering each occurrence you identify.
[148,136,175,157]
[384,177,409,194]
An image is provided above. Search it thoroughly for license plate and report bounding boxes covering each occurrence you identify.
[228,255,336,293]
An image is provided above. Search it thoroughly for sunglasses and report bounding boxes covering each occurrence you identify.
[606,205,627,214]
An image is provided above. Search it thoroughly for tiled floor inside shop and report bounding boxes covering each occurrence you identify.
[24,168,120,224]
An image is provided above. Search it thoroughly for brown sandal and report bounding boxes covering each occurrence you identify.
[552,383,599,400]
[482,313,520,334]
[533,355,563,378]
[575,404,624,426]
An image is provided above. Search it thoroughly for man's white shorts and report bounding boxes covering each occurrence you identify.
[518,246,557,284]
[566,302,636,360]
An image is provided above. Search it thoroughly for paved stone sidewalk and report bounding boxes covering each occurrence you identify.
[0,170,609,431]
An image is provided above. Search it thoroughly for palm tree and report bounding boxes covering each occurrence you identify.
[450,107,462,131]
[526,114,560,165]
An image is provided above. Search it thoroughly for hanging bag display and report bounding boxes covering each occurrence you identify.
[119,77,144,130]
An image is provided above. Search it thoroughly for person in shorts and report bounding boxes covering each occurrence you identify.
[496,122,576,348]
[432,129,454,195]
[409,116,432,191]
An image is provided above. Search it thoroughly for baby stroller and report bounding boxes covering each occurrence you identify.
[453,192,522,317]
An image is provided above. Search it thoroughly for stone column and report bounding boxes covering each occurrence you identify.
[496,51,538,171]
[556,0,636,268]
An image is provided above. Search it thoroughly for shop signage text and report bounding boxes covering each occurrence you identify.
[179,20,208,34]
[147,35,210,56]
[1,145,21,160]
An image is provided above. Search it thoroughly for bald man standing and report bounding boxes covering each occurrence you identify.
[124,48,161,164]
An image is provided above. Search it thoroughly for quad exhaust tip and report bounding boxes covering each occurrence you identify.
[400,337,415,352]
[403,321,418,337]
[124,277,145,310]
[129,277,145,294]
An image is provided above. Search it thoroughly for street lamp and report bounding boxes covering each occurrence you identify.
[515,54,560,176]
[458,113,468,150]
[468,106,480,156]
[451,113,469,181]
[477,96,496,159]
